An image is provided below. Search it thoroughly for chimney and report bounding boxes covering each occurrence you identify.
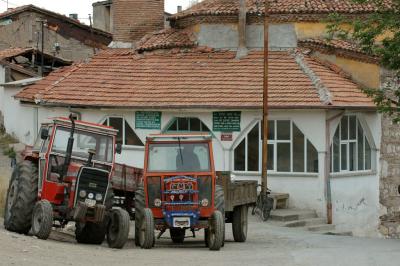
[177,6,182,13]
[112,0,165,47]
[69,13,78,20]
[236,0,248,59]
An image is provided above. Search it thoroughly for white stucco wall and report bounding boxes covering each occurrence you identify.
[0,65,6,116]
[4,100,383,236]
[3,87,36,144]
[197,23,297,50]
[331,174,380,237]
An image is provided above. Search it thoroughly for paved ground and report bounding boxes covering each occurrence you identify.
[0,148,399,266]
[0,214,399,266]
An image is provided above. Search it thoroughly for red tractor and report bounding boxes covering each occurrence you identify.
[4,115,130,248]
[135,134,226,250]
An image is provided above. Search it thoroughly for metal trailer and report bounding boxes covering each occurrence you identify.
[111,167,257,243]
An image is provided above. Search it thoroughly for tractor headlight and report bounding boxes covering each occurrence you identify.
[95,193,103,201]
[79,190,87,198]
[154,198,162,207]
[88,193,94,199]
[201,198,209,207]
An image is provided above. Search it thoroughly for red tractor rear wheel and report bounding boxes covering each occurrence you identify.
[4,161,38,234]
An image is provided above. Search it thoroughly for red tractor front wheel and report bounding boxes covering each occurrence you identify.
[106,208,130,249]
[31,200,53,240]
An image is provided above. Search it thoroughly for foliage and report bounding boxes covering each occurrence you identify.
[0,133,18,149]
[327,0,400,122]
[3,147,16,159]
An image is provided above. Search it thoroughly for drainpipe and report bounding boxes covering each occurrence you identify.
[325,111,344,224]
[236,0,248,59]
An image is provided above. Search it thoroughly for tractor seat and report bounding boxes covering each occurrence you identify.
[49,173,60,182]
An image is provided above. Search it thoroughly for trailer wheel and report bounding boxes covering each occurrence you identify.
[232,205,248,242]
[4,161,38,234]
[170,228,185,243]
[207,210,224,251]
[134,185,145,247]
[31,200,53,240]
[138,208,155,249]
[75,222,106,245]
[215,185,225,247]
[106,208,130,249]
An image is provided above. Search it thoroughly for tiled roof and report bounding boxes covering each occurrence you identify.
[15,65,81,101]
[299,38,380,63]
[0,5,111,39]
[15,48,374,109]
[0,48,32,60]
[169,0,393,20]
[136,29,196,52]
[0,47,72,65]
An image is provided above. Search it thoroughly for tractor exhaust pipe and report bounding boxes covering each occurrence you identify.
[61,113,76,179]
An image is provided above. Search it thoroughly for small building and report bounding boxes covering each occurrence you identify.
[0,47,71,138]
[0,5,112,61]
[7,0,400,238]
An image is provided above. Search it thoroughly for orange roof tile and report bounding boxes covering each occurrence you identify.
[136,29,196,52]
[15,48,374,110]
[299,38,380,63]
[170,0,394,21]
[0,47,32,60]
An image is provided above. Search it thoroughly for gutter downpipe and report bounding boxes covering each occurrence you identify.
[325,110,344,224]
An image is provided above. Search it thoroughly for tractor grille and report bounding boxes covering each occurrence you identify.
[75,167,109,205]
[163,176,199,212]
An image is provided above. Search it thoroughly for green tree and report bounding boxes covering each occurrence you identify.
[328,0,400,122]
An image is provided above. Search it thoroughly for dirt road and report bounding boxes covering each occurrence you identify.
[0,215,399,266]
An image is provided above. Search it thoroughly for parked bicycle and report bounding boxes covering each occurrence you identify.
[252,186,274,221]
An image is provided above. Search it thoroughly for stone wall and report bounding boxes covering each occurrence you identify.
[0,11,111,61]
[379,115,400,238]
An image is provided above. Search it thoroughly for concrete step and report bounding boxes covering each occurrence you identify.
[307,224,336,232]
[284,218,326,228]
[323,231,353,236]
[270,209,317,222]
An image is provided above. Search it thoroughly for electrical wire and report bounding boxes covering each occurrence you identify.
[0,0,18,7]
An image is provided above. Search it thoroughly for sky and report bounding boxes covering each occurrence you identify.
[0,0,198,25]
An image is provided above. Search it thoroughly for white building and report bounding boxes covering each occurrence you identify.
[3,0,398,238]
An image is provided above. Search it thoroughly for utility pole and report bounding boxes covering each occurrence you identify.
[36,19,47,77]
[261,0,270,194]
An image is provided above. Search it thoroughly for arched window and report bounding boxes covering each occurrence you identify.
[102,117,144,146]
[331,115,372,172]
[233,120,318,173]
[166,117,210,132]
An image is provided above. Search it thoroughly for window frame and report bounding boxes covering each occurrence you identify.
[232,120,319,174]
[164,117,211,133]
[102,116,144,148]
[331,115,373,173]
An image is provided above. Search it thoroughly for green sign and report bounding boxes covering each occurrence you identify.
[135,111,162,130]
[213,111,241,132]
